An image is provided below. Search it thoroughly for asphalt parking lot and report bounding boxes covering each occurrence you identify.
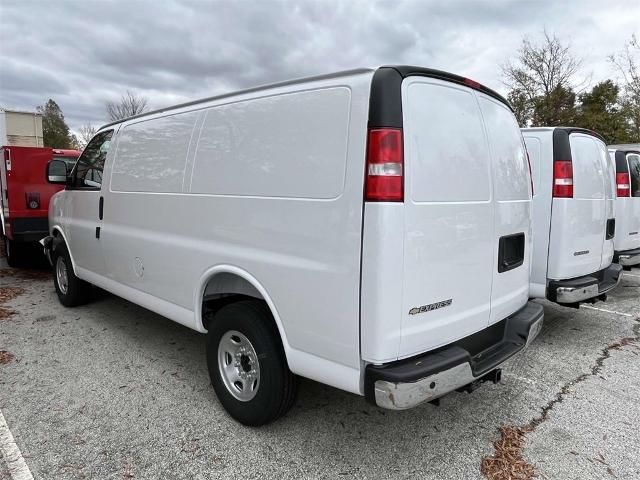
[1,258,639,480]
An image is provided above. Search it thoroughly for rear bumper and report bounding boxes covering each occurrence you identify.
[547,264,623,304]
[364,301,544,410]
[614,248,640,267]
[6,217,49,243]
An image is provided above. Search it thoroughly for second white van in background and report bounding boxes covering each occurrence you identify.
[523,127,622,306]
[608,147,640,268]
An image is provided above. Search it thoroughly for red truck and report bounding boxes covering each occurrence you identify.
[1,146,81,266]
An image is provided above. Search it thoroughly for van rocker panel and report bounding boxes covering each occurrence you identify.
[364,301,544,410]
[547,263,623,304]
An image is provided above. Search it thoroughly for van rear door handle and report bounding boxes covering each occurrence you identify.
[497,233,525,273]
[99,196,104,220]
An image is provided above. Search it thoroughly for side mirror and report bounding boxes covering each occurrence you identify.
[47,159,68,184]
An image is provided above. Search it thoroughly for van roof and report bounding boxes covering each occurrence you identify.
[608,144,640,152]
[100,68,374,130]
[100,66,511,130]
[609,148,640,155]
[521,126,605,142]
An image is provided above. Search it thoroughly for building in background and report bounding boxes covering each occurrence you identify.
[0,108,44,147]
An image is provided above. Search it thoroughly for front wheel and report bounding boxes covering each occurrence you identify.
[206,300,297,426]
[52,243,92,307]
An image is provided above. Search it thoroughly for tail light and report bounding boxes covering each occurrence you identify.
[463,78,482,90]
[616,172,631,197]
[26,192,40,210]
[365,128,403,202]
[553,160,573,198]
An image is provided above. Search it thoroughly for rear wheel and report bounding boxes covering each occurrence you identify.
[52,243,91,307]
[206,300,297,426]
[4,237,22,268]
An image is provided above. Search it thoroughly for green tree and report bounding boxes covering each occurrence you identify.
[575,80,630,144]
[507,89,532,126]
[37,99,73,148]
[503,31,582,126]
[531,85,577,126]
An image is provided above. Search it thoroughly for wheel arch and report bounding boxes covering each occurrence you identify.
[51,226,78,274]
[195,265,291,353]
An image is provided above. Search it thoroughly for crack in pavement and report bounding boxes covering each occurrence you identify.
[481,316,640,480]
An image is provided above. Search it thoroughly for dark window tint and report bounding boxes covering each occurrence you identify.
[628,154,640,197]
[54,156,80,173]
[73,130,113,189]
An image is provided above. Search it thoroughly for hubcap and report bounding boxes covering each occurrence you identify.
[218,330,260,402]
[56,257,69,295]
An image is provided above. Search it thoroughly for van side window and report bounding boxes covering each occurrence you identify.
[629,154,640,197]
[73,130,113,190]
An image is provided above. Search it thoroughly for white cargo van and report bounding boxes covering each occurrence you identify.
[44,66,543,425]
[608,147,640,268]
[523,127,622,306]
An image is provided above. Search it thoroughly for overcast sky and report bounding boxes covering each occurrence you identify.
[0,0,638,131]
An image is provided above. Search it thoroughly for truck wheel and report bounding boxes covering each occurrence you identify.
[4,237,22,268]
[52,244,91,307]
[206,300,297,426]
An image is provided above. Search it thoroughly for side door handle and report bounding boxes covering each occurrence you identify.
[99,196,104,220]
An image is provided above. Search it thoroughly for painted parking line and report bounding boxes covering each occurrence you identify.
[579,304,634,317]
[0,409,33,480]
[623,272,640,278]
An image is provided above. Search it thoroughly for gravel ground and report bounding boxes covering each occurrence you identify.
[0,257,638,479]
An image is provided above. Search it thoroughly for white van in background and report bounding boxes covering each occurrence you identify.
[44,66,543,425]
[608,147,640,268]
[523,127,622,306]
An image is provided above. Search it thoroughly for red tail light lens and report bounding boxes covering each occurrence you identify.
[616,172,631,197]
[553,160,573,198]
[464,78,482,90]
[365,128,403,202]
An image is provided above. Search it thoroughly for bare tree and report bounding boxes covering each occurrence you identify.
[609,34,640,141]
[106,90,149,121]
[77,123,97,149]
[503,31,584,126]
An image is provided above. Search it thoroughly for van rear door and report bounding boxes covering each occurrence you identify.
[614,152,640,251]
[598,140,616,268]
[399,77,530,358]
[477,97,531,324]
[547,132,607,279]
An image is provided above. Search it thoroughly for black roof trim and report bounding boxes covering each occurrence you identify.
[383,65,513,111]
[99,68,374,130]
[552,129,573,163]
[613,150,629,173]
[554,127,605,143]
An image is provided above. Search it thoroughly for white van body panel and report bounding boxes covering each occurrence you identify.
[524,128,614,296]
[478,96,531,325]
[360,77,531,363]
[609,150,640,253]
[49,67,541,407]
[59,71,374,394]
[524,133,552,296]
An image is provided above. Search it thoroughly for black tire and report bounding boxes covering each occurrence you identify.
[206,300,297,426]
[4,237,22,268]
[51,242,92,307]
